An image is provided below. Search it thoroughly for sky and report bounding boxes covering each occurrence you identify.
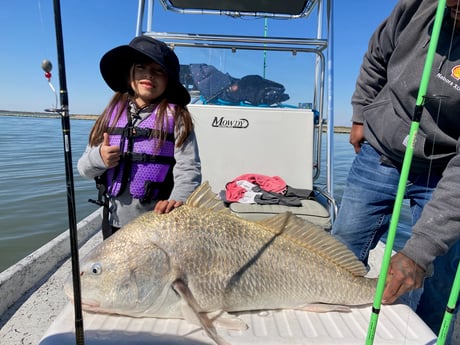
[0,0,398,126]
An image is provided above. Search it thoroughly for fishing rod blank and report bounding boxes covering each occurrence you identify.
[437,261,460,345]
[44,0,86,344]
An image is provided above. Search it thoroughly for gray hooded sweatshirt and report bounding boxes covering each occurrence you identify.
[352,0,460,271]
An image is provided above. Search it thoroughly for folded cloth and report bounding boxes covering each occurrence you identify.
[225,174,313,205]
[254,187,303,207]
[225,180,262,203]
[227,173,287,195]
[225,181,247,202]
[284,186,314,199]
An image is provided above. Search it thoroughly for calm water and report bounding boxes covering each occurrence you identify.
[0,115,98,273]
[0,115,412,273]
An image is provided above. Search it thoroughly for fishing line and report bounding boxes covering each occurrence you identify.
[365,1,447,344]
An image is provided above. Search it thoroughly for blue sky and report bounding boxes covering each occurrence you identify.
[0,0,398,126]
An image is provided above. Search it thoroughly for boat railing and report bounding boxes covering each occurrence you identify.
[0,208,102,317]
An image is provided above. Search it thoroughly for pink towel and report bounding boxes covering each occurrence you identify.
[225,173,287,202]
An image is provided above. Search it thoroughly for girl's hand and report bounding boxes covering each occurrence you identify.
[154,200,183,214]
[100,133,120,168]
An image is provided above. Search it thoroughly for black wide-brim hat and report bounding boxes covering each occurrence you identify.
[100,36,190,105]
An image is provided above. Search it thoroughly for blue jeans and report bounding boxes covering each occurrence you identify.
[331,142,459,341]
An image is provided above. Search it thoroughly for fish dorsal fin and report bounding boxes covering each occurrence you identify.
[257,212,292,235]
[257,213,368,277]
[186,182,231,214]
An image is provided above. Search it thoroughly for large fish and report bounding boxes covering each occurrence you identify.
[64,182,377,345]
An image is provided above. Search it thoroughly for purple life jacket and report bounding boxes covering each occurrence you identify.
[105,103,175,202]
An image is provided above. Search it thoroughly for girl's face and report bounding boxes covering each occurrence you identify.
[130,61,168,107]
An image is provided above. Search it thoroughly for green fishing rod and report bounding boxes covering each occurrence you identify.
[365,1,447,344]
[437,262,460,345]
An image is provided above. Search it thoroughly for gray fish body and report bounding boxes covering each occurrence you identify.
[65,183,376,319]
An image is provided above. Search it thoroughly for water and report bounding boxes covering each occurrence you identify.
[0,115,99,273]
[0,115,412,274]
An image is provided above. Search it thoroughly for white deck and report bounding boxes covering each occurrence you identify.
[40,302,435,345]
[36,236,437,345]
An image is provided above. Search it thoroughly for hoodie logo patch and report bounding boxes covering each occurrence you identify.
[452,65,460,81]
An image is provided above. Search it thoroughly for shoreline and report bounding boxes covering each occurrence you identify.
[0,110,351,133]
[0,110,98,121]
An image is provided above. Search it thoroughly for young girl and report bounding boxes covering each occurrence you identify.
[78,36,201,239]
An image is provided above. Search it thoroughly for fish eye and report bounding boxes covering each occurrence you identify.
[90,263,102,275]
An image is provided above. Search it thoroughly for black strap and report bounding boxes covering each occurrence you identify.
[108,126,175,142]
[101,197,111,240]
[88,175,111,239]
[124,152,176,164]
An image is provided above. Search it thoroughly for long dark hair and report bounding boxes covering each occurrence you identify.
[88,91,193,148]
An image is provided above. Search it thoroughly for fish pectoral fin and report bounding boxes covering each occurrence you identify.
[295,303,351,313]
[172,279,231,345]
[207,311,248,331]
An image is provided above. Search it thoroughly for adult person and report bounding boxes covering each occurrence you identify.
[78,36,201,239]
[331,0,460,340]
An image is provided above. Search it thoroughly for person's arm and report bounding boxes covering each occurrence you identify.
[168,129,202,202]
[350,0,422,153]
[383,149,460,303]
[77,144,107,179]
[351,0,417,124]
[77,133,120,179]
[349,8,397,152]
[402,153,460,270]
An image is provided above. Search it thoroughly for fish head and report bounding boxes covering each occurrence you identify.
[64,226,173,317]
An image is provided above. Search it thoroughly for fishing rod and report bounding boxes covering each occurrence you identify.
[42,0,85,344]
[365,0,447,344]
[437,262,460,345]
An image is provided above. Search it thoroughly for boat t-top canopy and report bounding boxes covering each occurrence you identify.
[159,0,318,18]
[135,0,334,205]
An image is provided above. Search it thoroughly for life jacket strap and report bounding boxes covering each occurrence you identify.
[109,127,175,142]
[124,152,176,164]
[88,174,111,239]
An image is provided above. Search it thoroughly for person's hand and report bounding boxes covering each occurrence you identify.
[382,252,425,304]
[350,122,365,153]
[100,133,120,168]
[154,200,183,214]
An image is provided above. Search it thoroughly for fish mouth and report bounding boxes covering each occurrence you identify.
[68,295,102,312]
[81,300,101,310]
[81,304,108,314]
